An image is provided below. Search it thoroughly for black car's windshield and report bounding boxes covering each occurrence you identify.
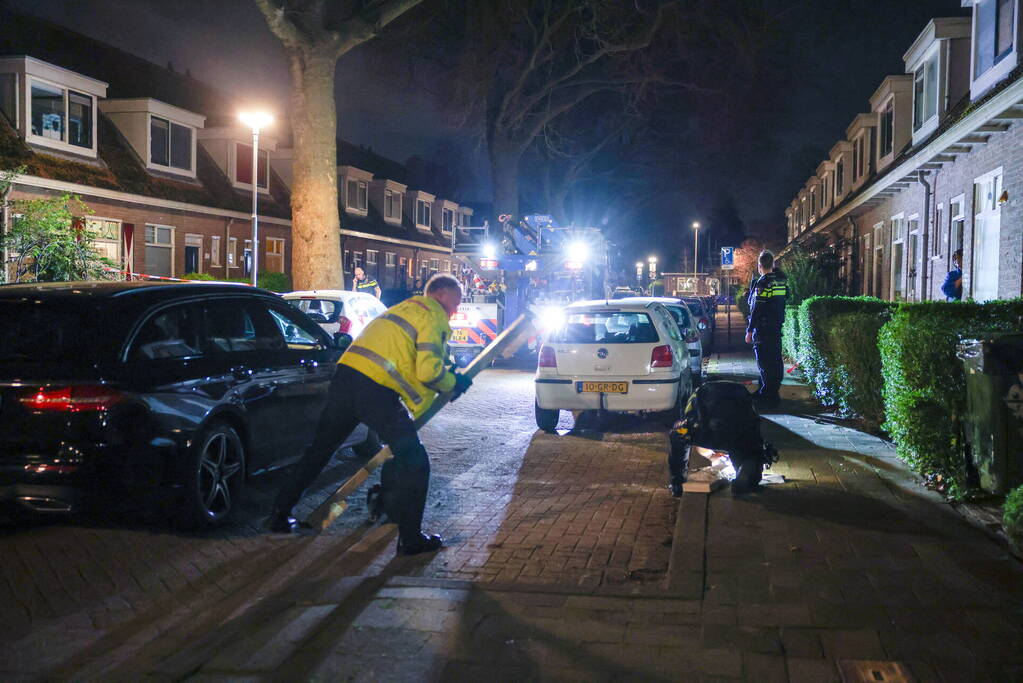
[0,300,109,364]
[549,311,659,344]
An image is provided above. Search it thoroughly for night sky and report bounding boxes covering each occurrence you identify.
[5,0,967,264]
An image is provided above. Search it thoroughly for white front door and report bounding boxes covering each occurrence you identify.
[972,169,1002,302]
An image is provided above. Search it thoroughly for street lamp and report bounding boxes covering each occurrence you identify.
[647,255,657,279]
[238,111,274,286]
[635,261,643,285]
[692,222,700,281]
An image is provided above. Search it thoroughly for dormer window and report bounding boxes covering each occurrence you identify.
[235,142,269,190]
[835,159,844,196]
[442,207,454,232]
[912,54,938,130]
[880,99,895,156]
[976,0,1015,76]
[30,81,93,150]
[417,199,432,227]
[346,178,368,212]
[384,189,402,220]
[150,116,193,171]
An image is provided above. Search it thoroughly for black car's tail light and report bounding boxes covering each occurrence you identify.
[20,386,124,413]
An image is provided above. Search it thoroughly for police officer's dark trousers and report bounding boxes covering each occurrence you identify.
[273,365,430,545]
[753,332,784,401]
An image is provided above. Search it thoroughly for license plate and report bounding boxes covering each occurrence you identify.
[577,381,628,394]
[451,329,470,342]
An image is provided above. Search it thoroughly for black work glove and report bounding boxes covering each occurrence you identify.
[450,372,473,401]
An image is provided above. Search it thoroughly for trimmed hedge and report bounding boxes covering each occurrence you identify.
[878,300,1023,498]
[797,296,893,411]
[1006,485,1023,554]
[781,306,800,363]
[182,270,292,292]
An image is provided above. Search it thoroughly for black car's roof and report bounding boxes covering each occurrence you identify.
[0,280,274,303]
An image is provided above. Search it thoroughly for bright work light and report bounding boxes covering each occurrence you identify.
[238,111,274,131]
[482,242,497,259]
[566,241,589,263]
[537,305,565,331]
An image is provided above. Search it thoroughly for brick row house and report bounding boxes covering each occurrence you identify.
[784,1,1023,302]
[0,9,469,290]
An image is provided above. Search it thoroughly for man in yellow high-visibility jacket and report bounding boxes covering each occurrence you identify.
[267,274,472,555]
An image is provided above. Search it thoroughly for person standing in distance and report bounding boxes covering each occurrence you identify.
[266,274,472,555]
[745,250,787,408]
[352,266,381,298]
[941,249,963,301]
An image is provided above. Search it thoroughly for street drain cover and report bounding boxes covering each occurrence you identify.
[838,660,915,683]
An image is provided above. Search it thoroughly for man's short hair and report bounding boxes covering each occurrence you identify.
[758,250,775,270]
[425,273,462,296]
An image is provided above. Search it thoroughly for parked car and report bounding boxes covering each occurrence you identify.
[611,286,642,299]
[283,290,386,342]
[615,297,703,383]
[535,301,693,430]
[680,296,713,352]
[0,281,380,528]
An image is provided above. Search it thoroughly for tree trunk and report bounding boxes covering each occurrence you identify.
[287,50,342,290]
[489,137,525,219]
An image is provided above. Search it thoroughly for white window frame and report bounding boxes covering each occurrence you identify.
[890,214,906,300]
[878,97,895,161]
[366,249,378,266]
[210,235,222,267]
[931,204,944,260]
[949,194,966,256]
[384,189,402,222]
[346,178,369,214]
[343,249,351,273]
[385,252,396,268]
[441,207,455,233]
[227,237,238,268]
[148,114,197,177]
[230,141,270,194]
[906,215,921,301]
[353,251,363,269]
[416,199,432,229]
[913,48,940,133]
[86,217,122,270]
[971,167,1004,301]
[145,223,175,279]
[26,75,97,157]
[971,0,1018,98]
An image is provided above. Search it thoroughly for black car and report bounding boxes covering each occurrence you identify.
[0,281,378,528]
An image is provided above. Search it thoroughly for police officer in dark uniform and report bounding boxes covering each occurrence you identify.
[745,250,787,407]
[352,266,381,298]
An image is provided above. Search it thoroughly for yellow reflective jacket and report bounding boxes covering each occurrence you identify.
[338,295,456,419]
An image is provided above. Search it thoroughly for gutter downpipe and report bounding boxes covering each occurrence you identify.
[918,170,932,300]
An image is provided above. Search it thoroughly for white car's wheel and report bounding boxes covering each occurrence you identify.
[535,400,560,432]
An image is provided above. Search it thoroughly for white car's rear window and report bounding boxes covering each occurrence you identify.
[549,312,659,344]
[287,298,342,323]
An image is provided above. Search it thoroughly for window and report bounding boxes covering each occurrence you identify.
[266,237,285,273]
[184,234,202,274]
[235,142,269,188]
[366,249,378,266]
[932,205,944,258]
[810,188,816,216]
[228,237,238,267]
[384,189,402,220]
[891,215,905,300]
[852,140,861,180]
[385,252,396,267]
[243,240,253,276]
[950,195,965,254]
[145,224,174,278]
[346,179,368,211]
[972,169,1003,301]
[210,235,222,267]
[202,302,285,353]
[880,99,894,156]
[442,207,454,231]
[267,307,327,350]
[150,116,193,171]
[913,54,938,130]
[87,218,121,266]
[430,258,440,273]
[907,217,920,300]
[548,312,659,344]
[343,249,351,272]
[30,80,93,150]
[835,159,844,197]
[129,305,201,361]
[975,0,1016,77]
[416,199,431,227]
[353,251,363,269]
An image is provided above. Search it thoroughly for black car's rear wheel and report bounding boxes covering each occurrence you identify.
[179,421,245,530]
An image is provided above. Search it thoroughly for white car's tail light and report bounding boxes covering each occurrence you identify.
[650,345,673,368]
[538,345,557,368]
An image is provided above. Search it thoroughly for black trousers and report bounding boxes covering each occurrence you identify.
[753,334,783,400]
[274,365,431,543]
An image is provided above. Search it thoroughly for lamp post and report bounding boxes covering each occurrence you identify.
[635,261,643,286]
[238,111,273,286]
[647,255,657,279]
[692,222,700,282]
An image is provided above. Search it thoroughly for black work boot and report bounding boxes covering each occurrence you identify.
[731,458,764,496]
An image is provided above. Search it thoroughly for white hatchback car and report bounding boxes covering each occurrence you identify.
[534,301,693,431]
[283,290,386,342]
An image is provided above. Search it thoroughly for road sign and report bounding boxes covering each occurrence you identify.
[721,246,735,270]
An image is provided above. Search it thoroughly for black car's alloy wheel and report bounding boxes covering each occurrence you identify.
[181,421,245,529]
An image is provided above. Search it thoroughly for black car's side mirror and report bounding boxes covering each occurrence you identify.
[334,333,353,351]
